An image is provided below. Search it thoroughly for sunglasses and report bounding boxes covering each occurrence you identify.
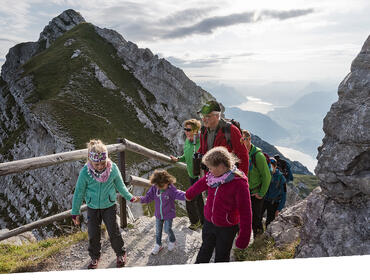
[183,128,192,132]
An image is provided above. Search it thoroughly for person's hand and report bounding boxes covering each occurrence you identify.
[275,210,280,217]
[131,196,140,203]
[170,155,178,162]
[252,193,263,199]
[72,215,80,226]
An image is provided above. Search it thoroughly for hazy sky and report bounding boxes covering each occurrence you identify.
[0,0,369,85]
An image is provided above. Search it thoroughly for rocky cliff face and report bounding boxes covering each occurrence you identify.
[295,35,370,257]
[0,9,311,238]
[0,9,213,236]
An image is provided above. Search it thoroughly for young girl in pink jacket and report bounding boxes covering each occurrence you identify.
[186,146,252,263]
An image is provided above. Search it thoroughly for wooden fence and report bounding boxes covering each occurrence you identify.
[0,138,186,242]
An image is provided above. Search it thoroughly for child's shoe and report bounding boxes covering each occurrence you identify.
[116,252,127,268]
[87,258,99,269]
[151,244,163,255]
[168,241,176,251]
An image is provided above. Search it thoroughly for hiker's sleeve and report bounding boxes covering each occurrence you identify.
[278,175,287,211]
[172,186,186,201]
[235,180,252,249]
[113,166,133,201]
[186,177,207,200]
[256,154,272,197]
[230,125,249,175]
[140,186,155,204]
[71,168,87,215]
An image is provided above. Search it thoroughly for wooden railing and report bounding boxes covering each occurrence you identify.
[0,138,186,242]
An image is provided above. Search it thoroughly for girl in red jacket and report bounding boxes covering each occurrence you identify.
[186,146,252,263]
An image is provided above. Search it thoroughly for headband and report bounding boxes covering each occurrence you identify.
[89,151,107,162]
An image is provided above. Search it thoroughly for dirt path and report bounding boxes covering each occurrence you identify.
[41,216,202,271]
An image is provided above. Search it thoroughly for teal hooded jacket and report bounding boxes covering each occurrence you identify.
[71,161,133,215]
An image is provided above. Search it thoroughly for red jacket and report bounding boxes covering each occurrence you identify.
[185,175,252,249]
[198,123,249,175]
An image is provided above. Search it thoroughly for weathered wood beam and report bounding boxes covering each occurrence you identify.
[0,143,125,176]
[129,175,151,188]
[0,205,88,242]
[123,138,187,169]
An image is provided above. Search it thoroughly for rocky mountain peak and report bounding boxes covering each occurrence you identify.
[38,9,85,48]
[294,35,370,257]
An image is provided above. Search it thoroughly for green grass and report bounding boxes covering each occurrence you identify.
[0,231,88,273]
[22,22,172,166]
[293,174,319,197]
[234,235,299,261]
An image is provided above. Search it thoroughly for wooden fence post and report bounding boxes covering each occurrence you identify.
[117,138,127,229]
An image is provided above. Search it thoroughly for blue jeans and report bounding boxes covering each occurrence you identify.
[156,218,176,246]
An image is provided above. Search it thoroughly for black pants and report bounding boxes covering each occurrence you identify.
[251,195,264,237]
[262,200,279,228]
[87,205,125,260]
[195,219,239,263]
[186,177,204,225]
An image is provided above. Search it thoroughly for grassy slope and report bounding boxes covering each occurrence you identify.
[0,231,88,273]
[293,174,319,197]
[22,23,171,165]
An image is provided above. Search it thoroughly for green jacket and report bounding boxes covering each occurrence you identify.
[71,162,133,215]
[178,136,200,179]
[248,145,272,197]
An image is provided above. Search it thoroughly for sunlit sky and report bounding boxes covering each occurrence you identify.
[1,0,369,85]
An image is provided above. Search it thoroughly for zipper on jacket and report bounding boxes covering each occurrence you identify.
[211,187,219,224]
[157,189,164,220]
[99,182,102,208]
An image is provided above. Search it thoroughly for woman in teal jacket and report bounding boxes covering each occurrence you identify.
[171,119,204,230]
[262,158,287,228]
[71,139,137,269]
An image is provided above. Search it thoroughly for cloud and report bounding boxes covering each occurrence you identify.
[162,8,315,39]
[0,37,18,44]
[258,9,315,20]
[158,7,217,25]
[167,56,228,68]
[166,52,255,68]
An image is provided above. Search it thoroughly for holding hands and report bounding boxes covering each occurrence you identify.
[170,155,178,162]
[131,196,141,203]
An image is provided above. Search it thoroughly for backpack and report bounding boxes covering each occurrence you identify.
[250,149,272,173]
[222,118,242,150]
[200,118,242,150]
[276,158,293,182]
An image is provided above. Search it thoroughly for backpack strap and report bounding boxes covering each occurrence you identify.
[222,121,232,150]
[249,147,260,172]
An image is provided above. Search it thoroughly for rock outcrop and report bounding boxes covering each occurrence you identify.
[295,35,370,257]
[0,9,215,236]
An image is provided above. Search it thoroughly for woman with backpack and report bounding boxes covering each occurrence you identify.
[240,129,271,238]
[262,158,287,227]
[185,146,252,263]
[170,119,204,230]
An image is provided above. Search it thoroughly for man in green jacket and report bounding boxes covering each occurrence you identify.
[241,129,271,237]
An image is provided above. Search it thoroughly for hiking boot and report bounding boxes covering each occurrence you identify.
[189,221,202,231]
[87,258,99,269]
[151,244,163,255]
[188,223,198,231]
[116,253,127,268]
[168,241,176,251]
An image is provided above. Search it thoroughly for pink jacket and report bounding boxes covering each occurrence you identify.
[185,175,252,249]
